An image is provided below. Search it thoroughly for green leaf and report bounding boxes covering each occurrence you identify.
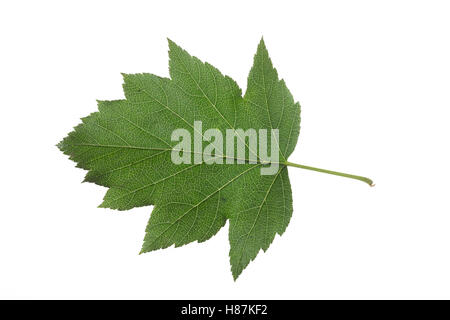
[58,38,372,280]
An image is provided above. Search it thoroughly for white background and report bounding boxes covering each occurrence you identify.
[1,0,450,299]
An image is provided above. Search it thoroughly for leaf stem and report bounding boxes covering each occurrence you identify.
[284,161,374,187]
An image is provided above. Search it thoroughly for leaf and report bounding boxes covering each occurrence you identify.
[59,38,371,280]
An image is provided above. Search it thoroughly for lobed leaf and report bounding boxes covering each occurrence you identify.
[58,38,300,279]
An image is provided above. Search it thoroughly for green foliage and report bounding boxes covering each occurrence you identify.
[58,38,300,279]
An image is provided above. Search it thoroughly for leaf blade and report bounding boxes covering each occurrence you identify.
[58,39,301,279]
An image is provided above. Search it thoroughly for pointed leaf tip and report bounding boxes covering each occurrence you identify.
[167,38,178,50]
[258,37,267,49]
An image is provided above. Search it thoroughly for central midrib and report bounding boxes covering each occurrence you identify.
[73,143,286,165]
